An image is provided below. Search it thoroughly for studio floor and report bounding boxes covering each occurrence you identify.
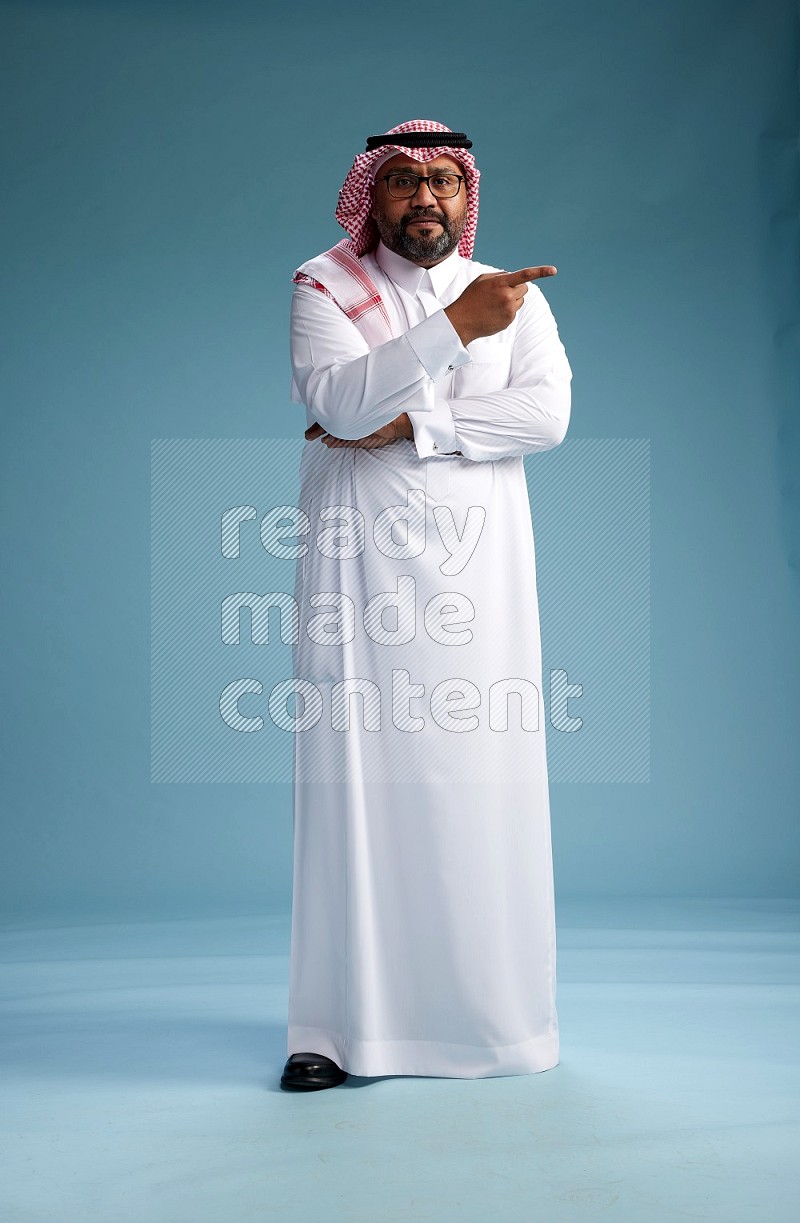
[1,898,797,1222]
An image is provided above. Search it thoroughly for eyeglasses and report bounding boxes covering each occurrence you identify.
[378,172,466,200]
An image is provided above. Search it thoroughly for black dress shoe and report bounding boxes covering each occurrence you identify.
[280,1051,347,1091]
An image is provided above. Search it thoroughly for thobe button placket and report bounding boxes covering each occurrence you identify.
[415,283,451,491]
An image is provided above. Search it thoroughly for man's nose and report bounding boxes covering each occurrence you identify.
[411,178,437,205]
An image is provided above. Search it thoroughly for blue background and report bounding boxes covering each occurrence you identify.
[2,0,797,922]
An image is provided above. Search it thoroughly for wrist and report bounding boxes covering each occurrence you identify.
[443,304,477,348]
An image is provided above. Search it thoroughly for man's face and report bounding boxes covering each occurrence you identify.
[369,153,468,267]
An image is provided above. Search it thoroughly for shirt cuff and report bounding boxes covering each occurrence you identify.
[404,309,472,381]
[407,397,459,458]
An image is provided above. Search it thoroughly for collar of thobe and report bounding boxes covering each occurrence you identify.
[373,240,462,303]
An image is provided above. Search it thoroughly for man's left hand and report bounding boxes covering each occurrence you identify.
[305,413,413,448]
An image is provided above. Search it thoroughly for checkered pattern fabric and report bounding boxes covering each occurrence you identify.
[334,118,480,258]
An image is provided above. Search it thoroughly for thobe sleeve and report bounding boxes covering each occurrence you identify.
[290,282,472,441]
[422,285,573,463]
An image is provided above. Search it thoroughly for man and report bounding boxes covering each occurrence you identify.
[281,119,572,1092]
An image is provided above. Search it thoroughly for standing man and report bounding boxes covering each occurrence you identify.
[281,119,572,1092]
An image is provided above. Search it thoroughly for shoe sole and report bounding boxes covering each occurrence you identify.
[280,1074,347,1091]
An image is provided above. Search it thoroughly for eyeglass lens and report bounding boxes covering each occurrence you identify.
[386,173,462,199]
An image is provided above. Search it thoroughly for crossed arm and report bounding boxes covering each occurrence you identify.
[290,279,572,463]
[303,412,421,449]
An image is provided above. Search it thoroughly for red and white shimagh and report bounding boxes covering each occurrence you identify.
[334,117,480,258]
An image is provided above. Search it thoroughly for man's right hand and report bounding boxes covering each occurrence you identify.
[444,266,557,348]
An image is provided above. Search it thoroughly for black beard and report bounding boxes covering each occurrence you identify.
[374,209,463,264]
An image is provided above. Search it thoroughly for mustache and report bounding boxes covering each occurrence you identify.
[402,211,447,227]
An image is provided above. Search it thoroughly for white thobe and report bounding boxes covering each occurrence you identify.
[286,239,572,1077]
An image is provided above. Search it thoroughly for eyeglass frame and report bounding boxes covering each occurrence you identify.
[376,171,467,199]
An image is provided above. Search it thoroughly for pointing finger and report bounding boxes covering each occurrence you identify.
[502,266,558,286]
